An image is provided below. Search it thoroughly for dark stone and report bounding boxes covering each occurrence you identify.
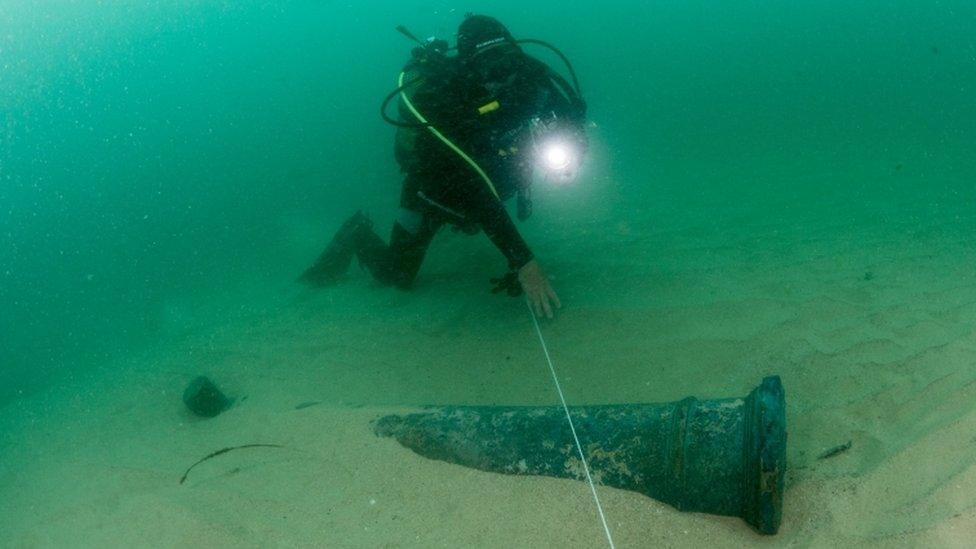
[818,440,853,459]
[182,376,232,418]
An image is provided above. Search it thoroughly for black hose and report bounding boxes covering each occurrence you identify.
[380,75,430,128]
[546,69,587,120]
[515,38,583,98]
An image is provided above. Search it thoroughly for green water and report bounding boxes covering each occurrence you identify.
[3,1,973,401]
[2,1,975,546]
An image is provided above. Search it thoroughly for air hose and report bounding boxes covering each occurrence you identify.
[396,71,500,199]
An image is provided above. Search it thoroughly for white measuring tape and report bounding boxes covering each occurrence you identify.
[527,302,616,548]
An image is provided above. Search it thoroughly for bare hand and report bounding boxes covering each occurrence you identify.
[518,259,561,319]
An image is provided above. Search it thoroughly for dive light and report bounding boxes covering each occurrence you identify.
[532,115,583,182]
[541,142,573,172]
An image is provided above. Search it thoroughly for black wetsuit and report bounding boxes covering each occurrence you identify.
[357,49,585,288]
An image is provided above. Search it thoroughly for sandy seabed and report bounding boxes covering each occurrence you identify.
[2,171,975,548]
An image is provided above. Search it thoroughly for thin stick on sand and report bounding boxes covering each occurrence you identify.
[179,444,284,484]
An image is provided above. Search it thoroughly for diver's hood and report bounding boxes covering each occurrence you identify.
[457,15,518,59]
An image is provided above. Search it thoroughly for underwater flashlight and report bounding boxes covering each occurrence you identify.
[536,139,580,184]
[529,115,585,182]
[542,143,572,172]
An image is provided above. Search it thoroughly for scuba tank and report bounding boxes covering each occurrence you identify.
[386,29,453,174]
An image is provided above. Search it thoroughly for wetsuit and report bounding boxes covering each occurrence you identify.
[355,50,585,289]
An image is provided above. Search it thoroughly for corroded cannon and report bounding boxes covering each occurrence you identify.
[374,376,786,534]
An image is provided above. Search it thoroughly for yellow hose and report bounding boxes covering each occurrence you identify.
[398,72,500,199]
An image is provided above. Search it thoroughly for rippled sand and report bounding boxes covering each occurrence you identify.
[2,170,974,547]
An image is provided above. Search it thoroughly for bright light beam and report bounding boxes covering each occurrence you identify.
[542,142,572,171]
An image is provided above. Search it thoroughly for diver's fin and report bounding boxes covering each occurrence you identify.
[298,211,373,287]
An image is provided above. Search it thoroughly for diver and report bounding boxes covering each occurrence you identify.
[299,14,588,318]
